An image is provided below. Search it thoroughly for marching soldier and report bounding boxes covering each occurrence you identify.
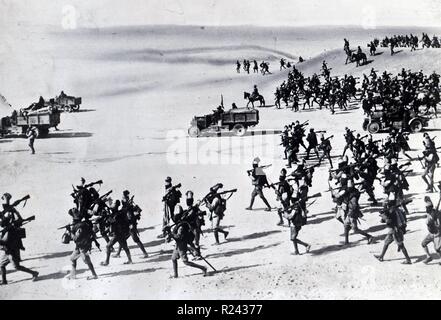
[421,138,439,192]
[161,177,182,237]
[101,200,132,266]
[275,169,292,226]
[421,196,441,264]
[342,128,355,157]
[0,193,38,285]
[341,180,374,245]
[113,190,148,259]
[318,134,333,168]
[26,127,37,154]
[206,183,231,245]
[305,128,320,160]
[182,191,205,259]
[165,210,207,278]
[282,201,311,255]
[375,194,412,264]
[246,158,272,212]
[67,211,98,280]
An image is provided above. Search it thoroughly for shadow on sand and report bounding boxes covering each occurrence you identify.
[205,242,281,259]
[45,132,93,139]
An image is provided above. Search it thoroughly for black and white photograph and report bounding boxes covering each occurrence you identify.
[1,0,441,302]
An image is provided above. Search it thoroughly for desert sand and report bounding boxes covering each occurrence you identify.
[1,25,441,299]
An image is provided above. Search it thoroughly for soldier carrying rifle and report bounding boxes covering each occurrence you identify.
[246,158,272,212]
[160,177,182,238]
[113,190,148,259]
[62,208,98,280]
[0,193,38,285]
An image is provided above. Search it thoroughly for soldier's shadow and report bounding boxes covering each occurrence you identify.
[99,267,162,279]
[218,264,265,274]
[205,242,281,259]
[225,230,282,243]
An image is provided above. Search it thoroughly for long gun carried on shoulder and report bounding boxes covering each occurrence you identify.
[162,183,182,202]
[0,215,35,235]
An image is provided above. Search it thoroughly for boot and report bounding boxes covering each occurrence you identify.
[344,226,350,245]
[68,264,77,280]
[172,260,178,278]
[0,267,7,285]
[123,248,133,264]
[401,246,412,264]
[137,241,149,258]
[86,265,98,280]
[101,249,111,266]
[214,231,220,245]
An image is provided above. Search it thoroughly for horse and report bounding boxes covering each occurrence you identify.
[352,52,367,67]
[244,92,265,108]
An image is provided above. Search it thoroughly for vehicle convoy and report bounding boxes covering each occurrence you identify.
[20,92,82,115]
[362,108,430,134]
[188,107,259,137]
[0,108,61,138]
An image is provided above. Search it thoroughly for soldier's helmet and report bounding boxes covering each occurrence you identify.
[1,193,11,201]
[210,183,223,193]
[280,168,287,177]
[123,190,130,197]
[165,176,172,183]
[80,177,86,184]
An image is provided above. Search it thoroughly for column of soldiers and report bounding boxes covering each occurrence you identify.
[235,59,270,75]
[280,121,334,169]
[274,61,359,114]
[379,33,441,51]
[360,68,440,118]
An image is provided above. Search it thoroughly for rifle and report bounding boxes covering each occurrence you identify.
[247,164,272,176]
[359,135,369,140]
[283,193,322,211]
[162,183,182,202]
[323,135,334,141]
[11,195,30,208]
[0,215,35,235]
[325,182,363,193]
[71,180,103,197]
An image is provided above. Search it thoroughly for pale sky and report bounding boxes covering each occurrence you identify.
[1,0,441,29]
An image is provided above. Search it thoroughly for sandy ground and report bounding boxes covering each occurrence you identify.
[1,25,441,299]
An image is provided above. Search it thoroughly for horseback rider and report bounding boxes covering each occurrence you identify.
[252,85,260,100]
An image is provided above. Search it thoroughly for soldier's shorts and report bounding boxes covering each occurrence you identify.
[384,228,403,246]
[290,226,301,240]
[70,248,91,263]
[0,249,20,268]
[422,233,441,252]
[172,246,188,263]
[251,187,265,199]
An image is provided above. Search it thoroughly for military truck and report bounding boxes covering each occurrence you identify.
[362,109,429,134]
[0,109,61,138]
[188,107,259,137]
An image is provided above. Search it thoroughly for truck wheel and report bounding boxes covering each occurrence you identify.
[188,126,200,137]
[409,119,423,133]
[233,124,247,137]
[71,105,80,112]
[367,121,380,134]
